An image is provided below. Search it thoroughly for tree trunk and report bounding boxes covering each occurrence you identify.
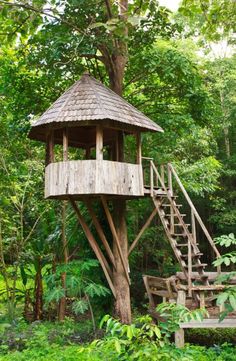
[34,257,43,320]
[113,200,131,324]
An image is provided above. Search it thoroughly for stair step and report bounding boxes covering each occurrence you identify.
[174,223,190,226]
[171,233,187,236]
[185,263,208,269]
[181,253,203,259]
[162,204,182,207]
[176,243,199,247]
[166,214,186,217]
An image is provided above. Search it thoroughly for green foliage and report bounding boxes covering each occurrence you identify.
[0,317,94,354]
[44,259,110,319]
[156,302,208,339]
[0,317,236,360]
[213,234,236,320]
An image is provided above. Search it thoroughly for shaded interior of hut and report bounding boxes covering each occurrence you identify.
[45,125,141,165]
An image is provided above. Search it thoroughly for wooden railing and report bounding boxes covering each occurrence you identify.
[142,158,221,277]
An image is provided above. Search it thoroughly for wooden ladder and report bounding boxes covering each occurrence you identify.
[143,160,221,296]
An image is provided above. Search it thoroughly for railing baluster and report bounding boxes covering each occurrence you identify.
[160,164,165,188]
[150,162,154,197]
[188,237,192,297]
[191,209,196,244]
[167,164,173,197]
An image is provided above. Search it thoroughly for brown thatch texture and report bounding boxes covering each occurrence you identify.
[29,74,163,135]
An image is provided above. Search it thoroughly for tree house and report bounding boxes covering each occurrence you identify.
[29,74,163,200]
[29,73,222,324]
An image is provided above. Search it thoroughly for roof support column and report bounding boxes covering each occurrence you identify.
[45,129,54,166]
[136,132,142,164]
[63,128,68,161]
[96,125,103,161]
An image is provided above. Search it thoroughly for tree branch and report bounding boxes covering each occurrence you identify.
[104,0,112,19]
[0,1,87,35]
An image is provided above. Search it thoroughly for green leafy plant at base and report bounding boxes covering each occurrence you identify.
[213,234,236,320]
[44,259,110,331]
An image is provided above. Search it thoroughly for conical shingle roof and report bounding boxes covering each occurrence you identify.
[29,74,163,141]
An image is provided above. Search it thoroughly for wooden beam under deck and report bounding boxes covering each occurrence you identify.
[101,196,131,285]
[69,198,116,298]
[84,199,116,269]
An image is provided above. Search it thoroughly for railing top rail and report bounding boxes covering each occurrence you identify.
[141,156,153,160]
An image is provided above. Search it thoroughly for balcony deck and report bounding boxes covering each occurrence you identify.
[45,160,144,199]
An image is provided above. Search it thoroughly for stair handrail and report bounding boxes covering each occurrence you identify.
[167,163,221,270]
[149,160,194,290]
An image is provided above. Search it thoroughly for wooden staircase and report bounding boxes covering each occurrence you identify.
[143,159,221,296]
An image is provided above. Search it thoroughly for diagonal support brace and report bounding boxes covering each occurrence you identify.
[101,196,131,285]
[84,199,116,269]
[128,208,158,255]
[70,198,116,298]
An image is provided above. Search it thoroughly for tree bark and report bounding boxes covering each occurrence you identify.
[34,257,43,320]
[113,200,131,324]
[105,0,131,324]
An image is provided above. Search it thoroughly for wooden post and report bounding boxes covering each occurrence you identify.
[143,276,155,307]
[85,146,91,159]
[199,291,205,308]
[63,128,68,161]
[136,132,142,164]
[191,209,196,244]
[175,290,186,348]
[96,125,103,160]
[150,162,154,197]
[45,130,54,165]
[168,165,174,234]
[117,131,124,161]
